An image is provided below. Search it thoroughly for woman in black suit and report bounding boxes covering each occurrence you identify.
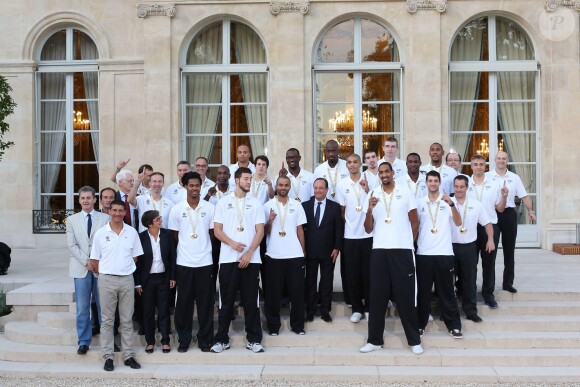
[136,210,176,353]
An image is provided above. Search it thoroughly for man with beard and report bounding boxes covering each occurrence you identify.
[277,148,314,203]
[204,165,235,205]
[420,143,458,195]
[396,153,428,200]
[229,144,256,186]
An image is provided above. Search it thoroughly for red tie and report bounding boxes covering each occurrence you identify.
[124,194,132,226]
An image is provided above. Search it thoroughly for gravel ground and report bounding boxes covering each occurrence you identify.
[0,379,577,387]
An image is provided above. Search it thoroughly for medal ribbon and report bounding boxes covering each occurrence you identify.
[186,204,201,235]
[275,198,289,235]
[327,167,338,196]
[427,199,441,232]
[380,187,394,221]
[291,175,302,200]
[234,195,247,230]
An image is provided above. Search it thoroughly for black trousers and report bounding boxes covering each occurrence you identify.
[259,236,268,296]
[174,264,214,350]
[497,208,518,288]
[211,238,221,288]
[453,242,478,317]
[343,238,372,314]
[141,273,170,345]
[367,249,420,346]
[476,223,499,302]
[305,255,335,315]
[264,256,305,333]
[215,262,262,344]
[340,250,350,304]
[416,254,461,331]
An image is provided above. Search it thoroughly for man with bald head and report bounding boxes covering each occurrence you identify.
[229,144,256,186]
[485,151,536,293]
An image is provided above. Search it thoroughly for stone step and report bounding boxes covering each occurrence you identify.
[9,318,580,349]
[6,280,74,306]
[1,333,580,368]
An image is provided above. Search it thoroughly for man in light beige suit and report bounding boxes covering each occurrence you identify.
[67,186,110,356]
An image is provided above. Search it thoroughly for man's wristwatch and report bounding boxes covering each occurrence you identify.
[449,201,455,207]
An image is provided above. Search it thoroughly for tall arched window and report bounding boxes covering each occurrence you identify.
[313,18,402,164]
[449,15,538,230]
[36,27,99,214]
[181,19,268,169]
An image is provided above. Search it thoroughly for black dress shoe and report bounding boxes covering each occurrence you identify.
[77,345,89,355]
[484,300,499,309]
[138,327,145,335]
[114,344,121,352]
[503,285,518,293]
[177,344,189,353]
[162,345,171,353]
[321,313,333,323]
[92,327,100,336]
[124,357,141,369]
[145,345,154,354]
[305,314,314,322]
[104,359,114,372]
[466,314,483,323]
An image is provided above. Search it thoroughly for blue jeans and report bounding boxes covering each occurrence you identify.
[74,271,101,346]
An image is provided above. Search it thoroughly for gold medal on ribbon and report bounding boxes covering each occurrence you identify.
[237,226,244,232]
[279,231,286,237]
[459,227,467,234]
[331,192,336,198]
[191,233,198,239]
[431,228,438,234]
[355,205,362,212]
[295,197,301,202]
[427,200,441,236]
[385,217,392,224]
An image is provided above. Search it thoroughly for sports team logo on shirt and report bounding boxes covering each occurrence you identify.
[181,212,187,218]
[173,189,178,194]
[345,189,350,193]
[105,236,110,242]
[201,212,207,217]
[227,203,233,209]
[340,173,348,178]
[289,209,295,213]
[396,194,402,200]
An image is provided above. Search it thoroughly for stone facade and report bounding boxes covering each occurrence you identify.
[0,0,578,248]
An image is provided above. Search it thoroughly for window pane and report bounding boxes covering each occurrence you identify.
[316,103,354,134]
[498,72,535,100]
[450,72,488,101]
[39,194,66,211]
[40,73,66,99]
[362,104,399,133]
[501,133,536,163]
[73,164,99,193]
[185,74,222,104]
[230,135,267,161]
[498,102,536,131]
[186,22,223,65]
[316,134,353,163]
[496,17,534,61]
[73,30,98,60]
[41,164,65,193]
[231,22,266,64]
[231,74,267,103]
[363,134,393,155]
[40,134,65,162]
[450,102,489,132]
[316,73,354,103]
[40,102,66,131]
[362,72,400,102]
[316,19,354,63]
[449,132,493,164]
[232,105,267,135]
[73,131,97,162]
[361,19,399,62]
[188,135,222,170]
[450,17,487,61]
[186,106,222,135]
[40,30,67,61]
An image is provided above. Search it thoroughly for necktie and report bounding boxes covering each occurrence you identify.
[86,213,92,237]
[124,194,132,226]
[315,201,321,227]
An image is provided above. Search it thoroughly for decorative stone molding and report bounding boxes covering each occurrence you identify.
[137,4,176,18]
[270,2,310,16]
[545,0,580,11]
[406,0,447,14]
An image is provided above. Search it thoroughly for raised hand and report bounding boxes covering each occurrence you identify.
[501,180,509,198]
[279,161,288,177]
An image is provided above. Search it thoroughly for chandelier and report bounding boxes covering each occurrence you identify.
[328,109,378,148]
[476,138,504,158]
[73,111,90,145]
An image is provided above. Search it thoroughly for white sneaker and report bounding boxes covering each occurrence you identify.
[350,312,363,323]
[364,312,369,320]
[359,343,382,353]
[246,342,264,353]
[428,314,434,321]
[411,344,424,355]
[210,342,230,353]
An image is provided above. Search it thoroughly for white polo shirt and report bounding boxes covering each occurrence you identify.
[90,222,143,276]
[166,181,186,205]
[379,157,407,180]
[420,164,458,194]
[207,183,236,206]
[451,197,491,244]
[229,162,256,186]
[264,197,307,259]
[168,200,214,268]
[199,177,216,199]
[363,185,416,250]
[135,195,174,233]
[214,193,265,264]
[416,194,454,256]
[467,176,501,224]
[313,159,349,201]
[249,176,271,205]
[485,169,528,208]
[336,176,374,239]
[274,169,315,202]
[396,173,428,200]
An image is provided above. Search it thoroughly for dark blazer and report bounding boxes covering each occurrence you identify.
[115,190,140,231]
[302,197,343,259]
[135,228,176,288]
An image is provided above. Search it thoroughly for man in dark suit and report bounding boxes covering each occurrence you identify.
[135,210,176,353]
[302,178,343,322]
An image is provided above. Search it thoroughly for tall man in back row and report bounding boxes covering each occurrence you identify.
[486,151,536,293]
[379,137,407,179]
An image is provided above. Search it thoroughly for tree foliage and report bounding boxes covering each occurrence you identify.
[0,75,16,162]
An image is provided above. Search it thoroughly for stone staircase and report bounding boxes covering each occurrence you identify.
[2,278,580,382]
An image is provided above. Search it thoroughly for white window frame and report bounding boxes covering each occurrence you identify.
[36,27,99,210]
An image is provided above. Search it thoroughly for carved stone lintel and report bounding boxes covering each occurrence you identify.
[407,0,447,14]
[545,0,580,11]
[137,4,176,18]
[270,1,310,16]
